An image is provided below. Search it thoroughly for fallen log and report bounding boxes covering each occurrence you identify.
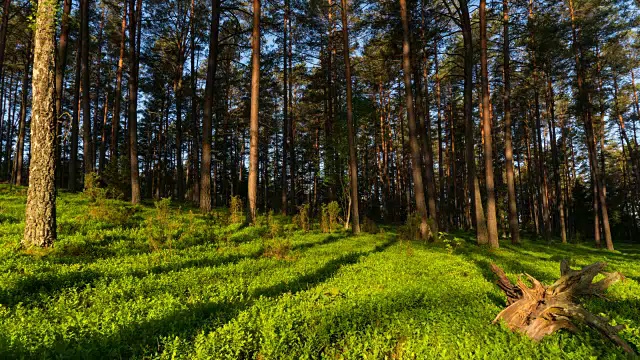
[490,260,635,355]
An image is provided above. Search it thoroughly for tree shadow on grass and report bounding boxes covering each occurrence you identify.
[291,233,346,252]
[0,233,358,309]
[4,237,397,358]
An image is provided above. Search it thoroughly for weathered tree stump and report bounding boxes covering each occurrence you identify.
[490,260,635,354]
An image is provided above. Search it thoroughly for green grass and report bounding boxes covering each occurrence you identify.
[0,184,638,359]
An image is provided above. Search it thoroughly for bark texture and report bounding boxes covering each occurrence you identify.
[24,0,58,247]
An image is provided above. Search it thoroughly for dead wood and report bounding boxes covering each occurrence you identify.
[490,260,634,355]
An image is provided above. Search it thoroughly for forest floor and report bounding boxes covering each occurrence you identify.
[0,184,638,359]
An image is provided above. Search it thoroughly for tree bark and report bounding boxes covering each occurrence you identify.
[24,0,58,247]
[399,0,428,239]
[111,1,127,165]
[480,0,499,248]
[69,33,82,191]
[81,0,93,175]
[247,0,261,223]
[341,0,360,233]
[502,0,519,244]
[55,0,71,186]
[200,0,221,211]
[281,0,289,213]
[128,0,142,204]
[14,36,32,186]
[460,0,488,244]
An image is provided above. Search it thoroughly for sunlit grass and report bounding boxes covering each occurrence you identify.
[0,184,637,359]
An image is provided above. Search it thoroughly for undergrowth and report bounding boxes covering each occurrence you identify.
[0,184,638,359]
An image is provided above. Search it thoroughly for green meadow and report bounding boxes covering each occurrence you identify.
[0,185,638,359]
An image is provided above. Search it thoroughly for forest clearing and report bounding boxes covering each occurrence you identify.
[2,0,640,356]
[0,185,638,358]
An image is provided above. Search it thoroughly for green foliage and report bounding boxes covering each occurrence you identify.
[82,172,103,202]
[398,213,423,241]
[293,203,311,232]
[0,185,638,359]
[229,196,244,224]
[321,201,341,233]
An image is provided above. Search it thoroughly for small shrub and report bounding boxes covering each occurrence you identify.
[267,211,283,238]
[263,237,292,260]
[320,204,330,233]
[327,201,340,231]
[295,203,310,232]
[441,233,464,254]
[229,196,244,224]
[146,198,180,252]
[83,172,105,202]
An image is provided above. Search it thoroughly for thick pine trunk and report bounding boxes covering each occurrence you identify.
[23,0,58,247]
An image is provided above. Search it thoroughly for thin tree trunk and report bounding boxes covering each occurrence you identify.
[14,37,32,186]
[247,0,261,223]
[480,0,499,248]
[503,0,519,244]
[128,0,142,204]
[460,0,488,244]
[55,0,71,186]
[23,0,57,247]
[341,0,360,233]
[69,34,82,191]
[111,1,126,165]
[399,0,428,239]
[0,0,10,84]
[281,0,289,213]
[200,0,221,211]
[81,0,93,175]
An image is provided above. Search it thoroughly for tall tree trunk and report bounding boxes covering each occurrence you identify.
[81,0,93,175]
[0,0,10,84]
[200,0,221,211]
[568,0,613,250]
[23,0,57,247]
[281,0,289,213]
[14,37,32,186]
[547,77,566,243]
[460,0,488,244]
[502,0,519,244]
[69,35,82,191]
[247,0,261,223]
[341,0,360,233]
[480,0,499,248]
[111,1,127,165]
[95,6,106,173]
[55,0,71,187]
[399,0,428,239]
[128,0,142,204]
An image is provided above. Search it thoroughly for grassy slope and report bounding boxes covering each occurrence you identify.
[0,185,638,359]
